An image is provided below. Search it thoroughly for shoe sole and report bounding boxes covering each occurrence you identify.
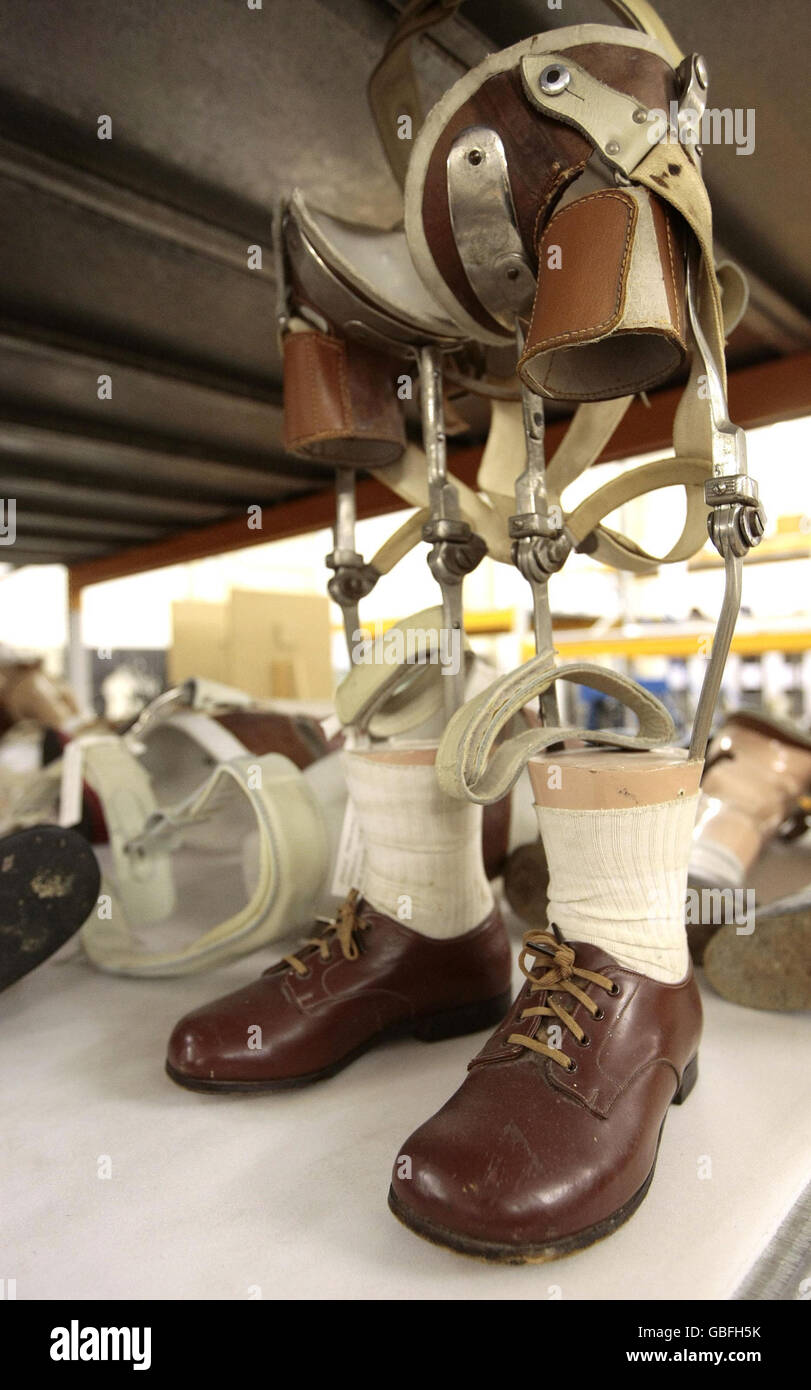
[165,987,514,1094]
[387,1053,699,1264]
[0,825,100,992]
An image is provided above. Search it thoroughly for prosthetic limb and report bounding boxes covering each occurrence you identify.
[164,195,512,1084]
[691,712,811,895]
[687,710,811,965]
[387,3,765,1262]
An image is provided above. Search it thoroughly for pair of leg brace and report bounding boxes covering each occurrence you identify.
[161,0,771,1264]
[277,6,765,981]
[359,19,763,977]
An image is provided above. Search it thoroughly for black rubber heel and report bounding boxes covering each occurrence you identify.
[412,988,512,1043]
[0,825,100,992]
[672,1053,699,1105]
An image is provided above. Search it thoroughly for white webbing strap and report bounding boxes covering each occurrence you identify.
[371,402,713,576]
[334,605,473,736]
[147,709,248,764]
[564,457,711,557]
[436,659,675,804]
[126,676,255,745]
[545,396,634,498]
[370,507,430,575]
[371,445,509,563]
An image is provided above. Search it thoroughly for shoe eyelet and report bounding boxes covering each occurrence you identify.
[567,1059,578,1074]
[593,1008,605,1021]
[577,1034,591,1048]
[608,982,621,996]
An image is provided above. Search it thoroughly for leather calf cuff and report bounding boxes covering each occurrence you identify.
[519,185,687,401]
[282,328,406,466]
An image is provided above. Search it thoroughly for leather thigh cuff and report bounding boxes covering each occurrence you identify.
[519,186,687,401]
[283,328,406,466]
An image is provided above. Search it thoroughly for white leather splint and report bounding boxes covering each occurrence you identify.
[288,190,463,345]
[1,676,322,835]
[81,750,334,976]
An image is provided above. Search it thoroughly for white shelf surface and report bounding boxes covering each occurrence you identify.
[3,902,809,1301]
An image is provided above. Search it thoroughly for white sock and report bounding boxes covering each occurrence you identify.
[534,794,700,982]
[343,749,493,939]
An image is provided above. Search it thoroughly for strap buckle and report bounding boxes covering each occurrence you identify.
[675,53,709,155]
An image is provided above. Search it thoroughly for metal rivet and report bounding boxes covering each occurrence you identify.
[695,55,708,89]
[632,107,648,124]
[467,148,483,166]
[539,63,570,95]
[606,140,621,156]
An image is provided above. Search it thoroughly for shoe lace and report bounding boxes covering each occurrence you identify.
[283,889,368,977]
[508,929,616,1071]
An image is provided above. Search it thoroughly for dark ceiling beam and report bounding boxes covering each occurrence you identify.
[0,332,287,458]
[0,421,323,501]
[0,133,273,284]
[0,474,227,525]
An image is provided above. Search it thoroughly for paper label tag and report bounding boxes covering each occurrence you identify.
[330,799,366,899]
[58,740,84,828]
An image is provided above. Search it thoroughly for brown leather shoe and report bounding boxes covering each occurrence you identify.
[389,930,701,1263]
[166,890,512,1092]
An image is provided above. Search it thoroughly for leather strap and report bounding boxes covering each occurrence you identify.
[436,660,676,804]
[518,185,687,401]
[282,327,405,467]
[565,457,711,558]
[545,396,633,497]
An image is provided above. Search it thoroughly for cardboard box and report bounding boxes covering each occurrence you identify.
[168,600,229,686]
[170,590,333,700]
